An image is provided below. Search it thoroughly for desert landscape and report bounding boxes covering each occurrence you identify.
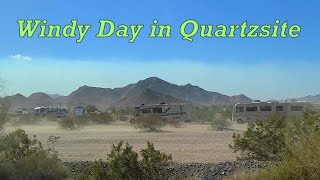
[5,120,247,163]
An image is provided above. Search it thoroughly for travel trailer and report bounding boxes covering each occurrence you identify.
[232,100,309,123]
[133,103,193,123]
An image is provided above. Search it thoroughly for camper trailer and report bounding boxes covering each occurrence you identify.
[232,100,309,123]
[133,103,193,123]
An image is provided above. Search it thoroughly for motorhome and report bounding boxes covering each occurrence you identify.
[34,106,68,117]
[232,100,309,123]
[133,103,193,123]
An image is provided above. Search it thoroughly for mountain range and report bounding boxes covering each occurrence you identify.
[2,77,253,110]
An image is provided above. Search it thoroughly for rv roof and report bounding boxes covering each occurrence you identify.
[235,101,307,106]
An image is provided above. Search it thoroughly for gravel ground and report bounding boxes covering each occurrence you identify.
[6,121,247,163]
[63,160,275,180]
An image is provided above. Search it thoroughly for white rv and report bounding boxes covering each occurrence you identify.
[232,100,309,123]
[134,103,193,123]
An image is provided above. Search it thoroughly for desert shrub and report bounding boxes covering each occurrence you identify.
[222,107,233,120]
[232,132,320,180]
[107,141,142,179]
[229,114,286,161]
[80,141,172,180]
[167,120,183,128]
[0,129,67,179]
[86,105,99,114]
[230,109,320,179]
[0,100,9,132]
[131,113,165,131]
[13,114,40,125]
[139,142,172,179]
[58,116,88,130]
[256,132,320,180]
[113,114,128,121]
[192,105,233,123]
[89,112,114,124]
[46,114,59,121]
[192,106,220,123]
[285,108,320,148]
[78,160,108,180]
[211,114,231,131]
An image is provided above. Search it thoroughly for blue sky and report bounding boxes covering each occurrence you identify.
[0,0,320,100]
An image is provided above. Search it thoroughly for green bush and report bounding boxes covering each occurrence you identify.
[140,142,172,179]
[89,112,114,124]
[211,114,231,131]
[79,160,108,180]
[256,132,320,180]
[107,141,142,179]
[229,113,286,161]
[231,132,320,180]
[58,116,88,130]
[131,113,165,131]
[0,129,67,179]
[80,141,172,180]
[230,109,320,179]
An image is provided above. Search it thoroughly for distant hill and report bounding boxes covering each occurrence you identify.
[47,94,62,99]
[5,77,253,110]
[114,88,188,107]
[28,92,53,107]
[298,95,320,103]
[4,94,30,109]
[230,94,253,104]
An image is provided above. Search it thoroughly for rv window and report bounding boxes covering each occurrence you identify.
[235,107,244,113]
[276,106,284,112]
[246,106,258,112]
[260,106,272,111]
[152,107,162,113]
[141,109,152,114]
[291,106,303,111]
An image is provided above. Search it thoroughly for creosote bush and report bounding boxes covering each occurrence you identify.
[131,113,165,131]
[58,115,88,130]
[230,109,320,180]
[211,114,231,131]
[88,112,115,124]
[80,141,172,180]
[230,113,286,161]
[0,129,67,179]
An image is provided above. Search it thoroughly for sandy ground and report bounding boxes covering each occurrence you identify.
[5,121,247,163]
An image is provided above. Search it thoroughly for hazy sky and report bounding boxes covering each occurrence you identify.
[0,0,319,100]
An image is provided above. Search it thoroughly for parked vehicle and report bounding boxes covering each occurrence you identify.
[232,100,309,123]
[133,103,193,123]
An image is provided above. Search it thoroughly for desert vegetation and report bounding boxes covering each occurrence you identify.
[0,130,68,179]
[192,105,233,123]
[79,141,172,180]
[230,108,320,179]
[0,81,67,179]
[58,115,88,130]
[131,113,166,131]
